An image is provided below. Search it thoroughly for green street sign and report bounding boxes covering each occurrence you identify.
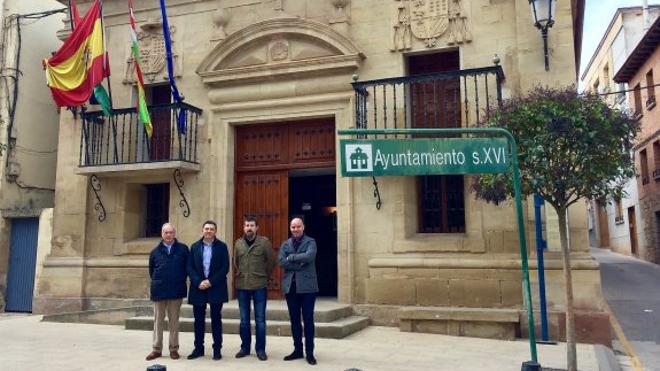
[340,137,510,176]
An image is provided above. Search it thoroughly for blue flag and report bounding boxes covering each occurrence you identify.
[159,0,186,134]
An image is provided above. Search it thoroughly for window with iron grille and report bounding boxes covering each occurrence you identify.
[145,183,170,237]
[633,83,643,117]
[408,51,465,233]
[640,149,650,186]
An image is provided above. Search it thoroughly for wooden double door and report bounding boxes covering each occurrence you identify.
[234,118,336,299]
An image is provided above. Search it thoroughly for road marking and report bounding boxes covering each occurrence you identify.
[603,300,644,371]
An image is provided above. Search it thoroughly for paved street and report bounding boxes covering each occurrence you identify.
[0,315,601,371]
[592,247,660,371]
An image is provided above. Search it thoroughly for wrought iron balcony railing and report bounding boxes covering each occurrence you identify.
[352,66,504,132]
[79,102,201,167]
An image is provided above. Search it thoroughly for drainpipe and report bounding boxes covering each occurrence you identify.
[643,0,650,30]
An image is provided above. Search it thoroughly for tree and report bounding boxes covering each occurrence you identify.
[473,86,638,371]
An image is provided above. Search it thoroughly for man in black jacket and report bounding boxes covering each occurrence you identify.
[146,223,189,361]
[187,220,230,360]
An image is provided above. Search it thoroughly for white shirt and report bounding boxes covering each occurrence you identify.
[202,241,213,278]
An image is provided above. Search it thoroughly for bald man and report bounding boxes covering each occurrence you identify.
[146,223,189,361]
[279,217,319,365]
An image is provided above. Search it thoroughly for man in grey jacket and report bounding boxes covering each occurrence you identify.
[279,217,318,365]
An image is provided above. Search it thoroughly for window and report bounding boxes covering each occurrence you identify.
[603,65,610,93]
[646,69,656,109]
[145,183,170,237]
[614,197,624,224]
[633,83,643,117]
[654,141,660,181]
[640,149,649,185]
[408,50,465,233]
[592,79,600,94]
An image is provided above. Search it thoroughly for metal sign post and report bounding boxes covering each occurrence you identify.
[338,128,539,369]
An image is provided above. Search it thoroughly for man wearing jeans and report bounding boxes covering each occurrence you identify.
[233,215,275,361]
[279,217,319,365]
[146,223,189,361]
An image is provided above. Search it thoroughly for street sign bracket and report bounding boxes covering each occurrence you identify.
[371,176,382,210]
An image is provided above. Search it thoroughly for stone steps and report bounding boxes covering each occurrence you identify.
[125,299,370,339]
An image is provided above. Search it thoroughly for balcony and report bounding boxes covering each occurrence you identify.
[76,102,202,177]
[352,66,504,131]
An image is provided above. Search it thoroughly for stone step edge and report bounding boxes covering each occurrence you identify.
[126,315,369,327]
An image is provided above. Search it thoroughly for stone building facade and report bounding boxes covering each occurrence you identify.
[581,6,660,258]
[0,0,64,312]
[614,16,660,264]
[34,0,609,343]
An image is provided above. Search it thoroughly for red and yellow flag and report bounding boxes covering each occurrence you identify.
[44,0,108,107]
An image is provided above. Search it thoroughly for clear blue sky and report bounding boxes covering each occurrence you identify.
[580,0,660,76]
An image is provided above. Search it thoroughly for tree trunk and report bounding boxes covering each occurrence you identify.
[556,205,577,371]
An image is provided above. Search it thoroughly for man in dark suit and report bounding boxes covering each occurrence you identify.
[279,217,319,365]
[186,220,229,361]
[146,223,189,361]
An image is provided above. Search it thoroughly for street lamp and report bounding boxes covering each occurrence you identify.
[529,0,556,71]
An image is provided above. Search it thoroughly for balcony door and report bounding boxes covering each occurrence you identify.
[408,51,466,233]
[149,85,171,160]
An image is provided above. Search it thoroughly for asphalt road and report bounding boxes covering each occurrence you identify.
[592,247,660,371]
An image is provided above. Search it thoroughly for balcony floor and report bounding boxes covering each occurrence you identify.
[76,160,200,177]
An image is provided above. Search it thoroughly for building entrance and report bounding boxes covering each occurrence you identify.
[234,119,336,299]
[289,172,337,297]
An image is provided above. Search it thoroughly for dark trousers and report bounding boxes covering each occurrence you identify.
[237,287,268,353]
[192,303,223,351]
[285,282,316,355]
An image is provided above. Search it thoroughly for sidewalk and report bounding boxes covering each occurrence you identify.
[0,315,602,371]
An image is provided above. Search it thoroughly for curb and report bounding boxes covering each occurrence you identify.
[594,344,623,371]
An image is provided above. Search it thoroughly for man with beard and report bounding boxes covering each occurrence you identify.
[233,215,276,361]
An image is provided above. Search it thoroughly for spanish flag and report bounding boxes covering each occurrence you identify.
[44,0,108,107]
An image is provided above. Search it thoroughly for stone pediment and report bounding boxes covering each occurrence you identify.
[196,17,364,85]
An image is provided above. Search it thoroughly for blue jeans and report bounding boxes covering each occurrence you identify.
[285,287,316,355]
[237,287,268,353]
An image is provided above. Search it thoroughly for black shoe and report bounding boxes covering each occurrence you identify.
[306,354,317,365]
[213,350,222,360]
[235,349,250,358]
[257,351,268,361]
[283,350,304,361]
[187,349,204,360]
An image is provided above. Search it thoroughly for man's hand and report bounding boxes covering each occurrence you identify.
[198,279,211,290]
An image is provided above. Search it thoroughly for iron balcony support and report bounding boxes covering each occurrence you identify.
[173,169,190,217]
[89,174,106,222]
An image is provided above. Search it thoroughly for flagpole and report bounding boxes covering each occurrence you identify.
[98,0,119,163]
[67,0,74,30]
[98,0,113,109]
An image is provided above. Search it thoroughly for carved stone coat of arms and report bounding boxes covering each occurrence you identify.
[410,0,450,47]
[391,0,472,51]
[123,20,182,85]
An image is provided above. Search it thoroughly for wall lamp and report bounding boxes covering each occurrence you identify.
[529,0,556,71]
